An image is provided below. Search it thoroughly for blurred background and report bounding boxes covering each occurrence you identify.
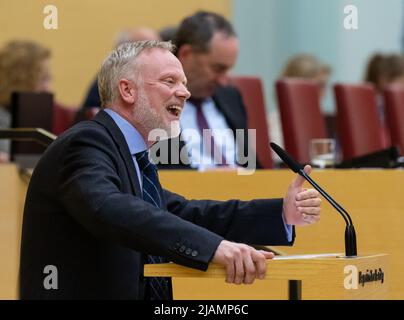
[0,0,401,111]
[0,0,231,107]
[1,0,404,167]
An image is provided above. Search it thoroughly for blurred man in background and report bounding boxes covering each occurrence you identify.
[153,11,259,170]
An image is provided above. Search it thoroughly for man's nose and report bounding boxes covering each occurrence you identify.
[176,84,191,100]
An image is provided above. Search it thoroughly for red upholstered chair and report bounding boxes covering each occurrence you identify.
[228,75,273,168]
[52,103,77,135]
[275,79,327,164]
[73,106,101,125]
[334,83,387,160]
[383,84,404,155]
[85,107,101,120]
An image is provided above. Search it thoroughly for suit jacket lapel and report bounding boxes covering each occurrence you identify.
[213,87,253,167]
[213,89,241,132]
[92,110,142,196]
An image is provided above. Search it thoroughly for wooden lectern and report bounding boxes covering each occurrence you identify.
[144,253,388,300]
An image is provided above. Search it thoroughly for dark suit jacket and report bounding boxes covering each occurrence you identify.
[19,110,292,299]
[152,85,262,170]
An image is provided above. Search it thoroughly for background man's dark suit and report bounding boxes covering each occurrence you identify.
[19,110,291,299]
[81,79,100,109]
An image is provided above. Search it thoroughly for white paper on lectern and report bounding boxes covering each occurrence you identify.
[273,253,342,260]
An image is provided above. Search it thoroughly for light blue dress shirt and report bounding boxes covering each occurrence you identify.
[104,108,146,187]
[180,99,238,170]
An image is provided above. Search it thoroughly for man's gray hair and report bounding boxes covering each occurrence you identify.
[98,40,174,107]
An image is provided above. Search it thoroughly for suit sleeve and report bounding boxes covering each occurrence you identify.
[57,128,223,271]
[164,189,294,246]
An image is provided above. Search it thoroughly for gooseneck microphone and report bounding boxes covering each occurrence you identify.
[270,142,357,257]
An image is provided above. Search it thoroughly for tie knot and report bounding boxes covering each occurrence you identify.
[135,151,153,172]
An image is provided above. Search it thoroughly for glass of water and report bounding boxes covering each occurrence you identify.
[309,139,336,168]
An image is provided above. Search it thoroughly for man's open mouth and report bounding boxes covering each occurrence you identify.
[166,105,182,117]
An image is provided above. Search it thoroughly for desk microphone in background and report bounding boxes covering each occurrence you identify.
[270,142,357,257]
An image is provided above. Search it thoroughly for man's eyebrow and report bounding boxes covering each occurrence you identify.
[160,72,177,78]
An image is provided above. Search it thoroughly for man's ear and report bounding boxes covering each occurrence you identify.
[118,79,137,104]
[177,44,194,63]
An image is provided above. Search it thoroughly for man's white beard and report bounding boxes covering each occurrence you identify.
[135,88,181,143]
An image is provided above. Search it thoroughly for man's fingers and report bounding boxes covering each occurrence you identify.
[298,206,321,215]
[296,197,322,207]
[214,241,278,285]
[303,213,321,224]
[296,189,320,201]
[225,261,235,284]
[260,251,275,259]
[283,165,322,226]
[291,173,305,189]
[234,254,245,285]
[303,164,312,175]
[254,251,273,279]
[243,254,256,284]
[291,165,312,188]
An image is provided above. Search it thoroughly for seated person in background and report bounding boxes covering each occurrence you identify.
[269,54,332,161]
[19,40,322,299]
[281,54,331,98]
[80,27,160,110]
[364,53,404,145]
[365,53,404,95]
[153,11,260,170]
[0,40,53,162]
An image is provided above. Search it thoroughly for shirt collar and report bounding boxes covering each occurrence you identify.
[186,97,213,108]
[104,108,147,155]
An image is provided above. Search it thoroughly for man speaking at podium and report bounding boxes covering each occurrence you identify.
[19,41,321,300]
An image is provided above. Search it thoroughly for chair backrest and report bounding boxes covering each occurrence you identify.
[275,79,327,164]
[228,75,273,168]
[383,84,404,155]
[334,83,386,160]
[52,103,77,135]
[10,92,55,167]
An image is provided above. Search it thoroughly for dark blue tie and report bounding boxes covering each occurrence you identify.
[135,150,171,300]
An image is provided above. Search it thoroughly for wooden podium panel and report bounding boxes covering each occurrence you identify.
[145,254,388,300]
[159,169,403,299]
[0,164,26,299]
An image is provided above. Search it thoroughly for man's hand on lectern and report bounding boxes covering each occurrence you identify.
[283,164,321,226]
[212,240,275,284]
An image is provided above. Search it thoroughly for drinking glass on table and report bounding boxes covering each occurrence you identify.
[309,139,336,168]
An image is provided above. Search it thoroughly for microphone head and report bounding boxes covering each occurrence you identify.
[270,142,304,173]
